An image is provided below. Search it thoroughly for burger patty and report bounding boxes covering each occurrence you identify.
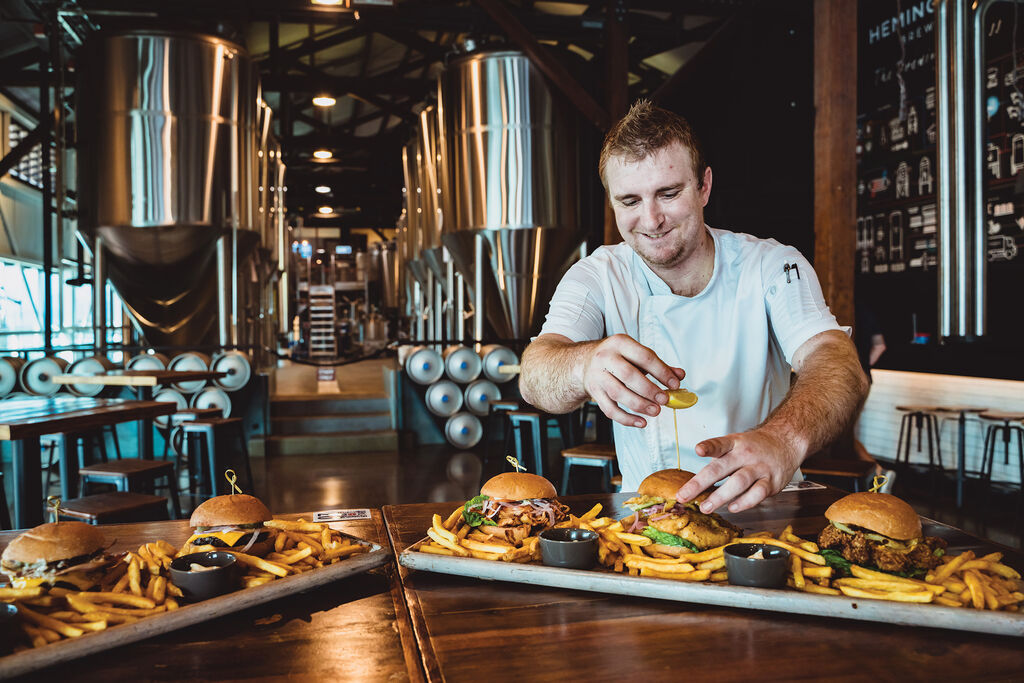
[191,531,270,548]
[818,524,947,573]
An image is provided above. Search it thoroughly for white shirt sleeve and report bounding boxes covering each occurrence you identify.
[537,256,607,342]
[761,245,845,365]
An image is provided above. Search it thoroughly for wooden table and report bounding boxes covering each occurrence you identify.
[0,511,423,682]
[0,397,176,528]
[383,489,1024,681]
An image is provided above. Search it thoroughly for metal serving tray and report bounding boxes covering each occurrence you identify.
[0,533,389,680]
[400,542,1024,638]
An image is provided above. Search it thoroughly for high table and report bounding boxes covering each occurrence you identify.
[931,406,988,508]
[383,489,1024,680]
[0,397,176,528]
[0,511,423,681]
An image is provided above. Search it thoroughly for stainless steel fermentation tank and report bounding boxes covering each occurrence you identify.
[438,49,582,342]
[77,32,284,350]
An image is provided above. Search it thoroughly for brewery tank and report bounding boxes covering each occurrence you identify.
[438,49,582,340]
[77,31,262,347]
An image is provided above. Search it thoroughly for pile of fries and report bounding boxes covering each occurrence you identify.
[415,505,1024,612]
[0,518,370,652]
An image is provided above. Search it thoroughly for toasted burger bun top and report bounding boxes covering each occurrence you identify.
[824,492,922,541]
[480,472,557,500]
[638,469,711,504]
[1,521,105,565]
[190,494,272,527]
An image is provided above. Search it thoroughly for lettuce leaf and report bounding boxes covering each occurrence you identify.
[820,549,852,576]
[462,495,497,527]
[641,527,699,552]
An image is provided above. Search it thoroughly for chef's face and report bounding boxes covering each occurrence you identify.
[605,142,712,272]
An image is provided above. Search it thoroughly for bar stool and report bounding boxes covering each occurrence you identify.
[978,412,1024,502]
[59,491,169,525]
[79,459,182,519]
[560,443,617,495]
[0,471,10,531]
[43,430,111,494]
[610,474,622,493]
[505,411,547,478]
[183,417,254,499]
[895,405,944,469]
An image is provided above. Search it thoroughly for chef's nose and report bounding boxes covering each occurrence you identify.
[640,200,663,230]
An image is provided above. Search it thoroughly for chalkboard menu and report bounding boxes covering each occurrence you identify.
[856,0,1024,378]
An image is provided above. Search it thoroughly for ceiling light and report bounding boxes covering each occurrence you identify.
[312,95,336,107]
[315,185,331,194]
[311,0,343,4]
[313,149,333,160]
[318,206,333,214]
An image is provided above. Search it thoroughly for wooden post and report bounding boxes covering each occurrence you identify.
[813,0,857,327]
[604,0,629,245]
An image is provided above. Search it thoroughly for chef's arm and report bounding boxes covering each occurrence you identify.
[519,333,686,428]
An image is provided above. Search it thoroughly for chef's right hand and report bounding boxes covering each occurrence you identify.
[581,334,686,428]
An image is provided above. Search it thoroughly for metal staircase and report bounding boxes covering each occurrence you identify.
[308,285,336,357]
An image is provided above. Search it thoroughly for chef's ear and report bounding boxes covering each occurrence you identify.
[700,167,713,206]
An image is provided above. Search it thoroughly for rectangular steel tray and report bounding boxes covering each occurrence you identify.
[0,533,390,680]
[400,540,1024,638]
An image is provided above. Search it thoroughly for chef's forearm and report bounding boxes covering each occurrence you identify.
[758,331,869,461]
[519,336,597,414]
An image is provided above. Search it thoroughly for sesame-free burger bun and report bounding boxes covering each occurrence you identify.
[638,469,711,504]
[824,492,922,541]
[1,522,105,565]
[480,472,557,500]
[189,494,272,528]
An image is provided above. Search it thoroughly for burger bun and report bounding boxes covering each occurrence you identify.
[1,522,105,565]
[480,472,557,501]
[638,469,710,505]
[190,494,272,528]
[825,492,922,541]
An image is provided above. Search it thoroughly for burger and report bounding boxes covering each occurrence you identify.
[817,491,947,577]
[1,521,114,590]
[461,472,569,544]
[185,494,276,557]
[621,469,741,557]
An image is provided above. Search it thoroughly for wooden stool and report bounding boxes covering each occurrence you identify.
[610,474,622,493]
[0,471,10,530]
[183,417,254,499]
[560,443,616,495]
[800,455,876,492]
[59,491,169,525]
[79,459,182,519]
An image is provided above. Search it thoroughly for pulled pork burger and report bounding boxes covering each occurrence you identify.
[817,491,947,577]
[186,493,276,557]
[622,469,741,557]
[461,472,569,544]
[1,521,114,590]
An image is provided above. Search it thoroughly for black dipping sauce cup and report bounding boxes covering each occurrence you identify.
[723,543,791,588]
[539,528,599,569]
[0,603,20,653]
[169,551,239,602]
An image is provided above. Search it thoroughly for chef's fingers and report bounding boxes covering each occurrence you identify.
[592,391,646,429]
[675,436,736,504]
[695,465,755,513]
[602,360,667,415]
[617,340,684,393]
[722,478,773,513]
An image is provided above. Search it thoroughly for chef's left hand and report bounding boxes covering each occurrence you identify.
[675,428,804,513]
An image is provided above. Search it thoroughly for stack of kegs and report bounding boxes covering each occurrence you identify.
[0,357,27,399]
[66,355,119,397]
[20,356,70,396]
[403,344,518,448]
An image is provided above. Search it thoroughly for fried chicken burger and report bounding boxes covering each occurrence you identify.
[621,469,741,557]
[817,491,947,577]
[461,472,569,544]
[1,521,114,590]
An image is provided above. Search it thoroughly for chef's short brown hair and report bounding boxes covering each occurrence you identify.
[599,100,707,189]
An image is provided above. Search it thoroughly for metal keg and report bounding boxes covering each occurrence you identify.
[167,425,186,457]
[404,345,444,385]
[425,380,464,417]
[479,344,518,384]
[20,356,70,396]
[0,357,26,397]
[442,345,482,384]
[210,350,251,391]
[463,379,501,417]
[153,388,187,428]
[126,352,171,371]
[66,355,118,396]
[444,412,483,448]
[168,351,212,393]
[190,386,231,417]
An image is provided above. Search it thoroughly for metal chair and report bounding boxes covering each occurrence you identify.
[560,443,617,495]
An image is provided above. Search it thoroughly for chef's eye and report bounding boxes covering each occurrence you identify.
[660,190,680,199]
[620,198,640,207]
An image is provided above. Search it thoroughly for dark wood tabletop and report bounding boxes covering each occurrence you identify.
[0,397,175,440]
[0,511,424,682]
[383,488,1024,682]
